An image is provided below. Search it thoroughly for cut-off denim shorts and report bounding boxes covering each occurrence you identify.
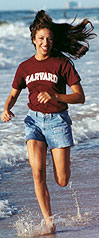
[24,109,74,149]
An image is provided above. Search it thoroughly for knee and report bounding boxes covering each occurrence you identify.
[56,173,70,187]
[33,170,44,184]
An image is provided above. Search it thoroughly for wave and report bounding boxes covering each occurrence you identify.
[0,8,99,30]
[0,142,27,171]
[0,21,29,38]
[72,113,99,145]
[0,200,17,219]
[0,20,9,26]
[0,13,98,41]
[0,17,98,47]
[53,16,99,25]
[0,52,16,69]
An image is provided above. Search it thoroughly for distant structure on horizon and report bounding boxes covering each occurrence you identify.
[65,1,81,9]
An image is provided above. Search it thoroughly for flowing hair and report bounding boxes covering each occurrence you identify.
[30,10,96,59]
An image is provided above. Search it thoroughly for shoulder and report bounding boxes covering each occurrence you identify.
[18,55,35,70]
[51,50,74,65]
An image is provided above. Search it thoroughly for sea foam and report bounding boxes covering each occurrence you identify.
[0,200,17,219]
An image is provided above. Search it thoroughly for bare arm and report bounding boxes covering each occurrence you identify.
[1,87,21,122]
[37,82,85,104]
[55,82,85,104]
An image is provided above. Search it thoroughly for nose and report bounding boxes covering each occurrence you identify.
[44,38,48,45]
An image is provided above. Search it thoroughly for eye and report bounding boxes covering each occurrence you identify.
[39,37,44,40]
[49,37,53,42]
[49,36,53,41]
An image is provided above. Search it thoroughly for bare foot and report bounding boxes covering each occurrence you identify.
[40,216,56,235]
[47,223,56,234]
[46,217,56,234]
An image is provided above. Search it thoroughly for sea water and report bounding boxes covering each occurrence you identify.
[0,8,99,238]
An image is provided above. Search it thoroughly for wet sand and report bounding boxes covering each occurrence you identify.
[0,145,99,238]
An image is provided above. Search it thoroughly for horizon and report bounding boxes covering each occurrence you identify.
[0,6,99,11]
[0,0,99,12]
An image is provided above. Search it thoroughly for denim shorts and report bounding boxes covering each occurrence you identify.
[24,109,74,149]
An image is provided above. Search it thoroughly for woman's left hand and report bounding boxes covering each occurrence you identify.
[37,92,53,104]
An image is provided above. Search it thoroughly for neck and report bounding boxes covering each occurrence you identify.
[35,53,50,61]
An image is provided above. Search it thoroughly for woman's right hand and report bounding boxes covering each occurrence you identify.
[1,88,21,122]
[1,109,15,122]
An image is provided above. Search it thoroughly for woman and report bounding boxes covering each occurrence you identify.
[1,10,96,233]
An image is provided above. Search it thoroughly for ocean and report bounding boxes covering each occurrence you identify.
[0,8,99,238]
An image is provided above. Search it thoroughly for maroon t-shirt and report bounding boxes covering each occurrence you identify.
[12,52,81,113]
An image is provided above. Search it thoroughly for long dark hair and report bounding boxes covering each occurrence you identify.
[30,10,96,59]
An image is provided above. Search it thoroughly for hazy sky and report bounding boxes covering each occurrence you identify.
[0,0,99,11]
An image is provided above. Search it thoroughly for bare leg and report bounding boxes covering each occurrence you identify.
[51,146,71,187]
[27,139,54,229]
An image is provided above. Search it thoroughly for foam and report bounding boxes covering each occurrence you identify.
[0,142,27,170]
[0,200,17,219]
[0,52,16,68]
[0,22,29,39]
[72,114,99,145]
[53,16,99,25]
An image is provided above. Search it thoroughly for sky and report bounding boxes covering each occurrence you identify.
[0,0,99,11]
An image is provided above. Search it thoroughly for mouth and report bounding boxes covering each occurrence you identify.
[41,46,49,51]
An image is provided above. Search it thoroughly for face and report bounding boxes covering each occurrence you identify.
[33,28,53,60]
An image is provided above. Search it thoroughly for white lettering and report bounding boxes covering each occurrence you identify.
[29,74,35,82]
[26,75,30,85]
[51,75,58,83]
[43,72,47,80]
[48,73,52,81]
[35,73,39,80]
[25,72,58,85]
[39,72,44,80]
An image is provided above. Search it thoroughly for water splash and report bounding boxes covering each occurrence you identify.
[15,182,92,237]
[69,181,82,221]
[15,209,92,237]
[15,212,55,237]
